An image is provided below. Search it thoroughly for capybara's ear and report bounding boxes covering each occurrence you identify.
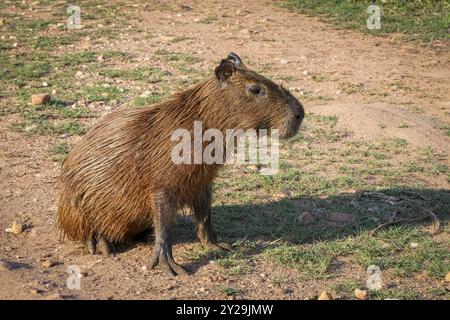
[227,52,245,68]
[215,59,235,85]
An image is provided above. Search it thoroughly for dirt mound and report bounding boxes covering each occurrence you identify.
[311,103,449,152]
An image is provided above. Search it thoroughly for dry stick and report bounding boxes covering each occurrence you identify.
[369,214,429,236]
[358,192,441,236]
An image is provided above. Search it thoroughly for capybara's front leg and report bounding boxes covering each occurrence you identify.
[149,192,188,276]
[193,185,230,251]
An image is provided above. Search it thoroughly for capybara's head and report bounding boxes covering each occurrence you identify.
[213,52,304,138]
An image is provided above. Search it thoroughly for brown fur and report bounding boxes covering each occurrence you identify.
[57,54,304,247]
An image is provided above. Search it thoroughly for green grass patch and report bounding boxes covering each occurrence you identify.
[281,0,450,42]
[48,141,72,162]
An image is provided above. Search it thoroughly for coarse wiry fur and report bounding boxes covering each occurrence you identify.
[57,54,304,245]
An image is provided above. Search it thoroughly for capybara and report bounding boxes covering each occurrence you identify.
[57,53,304,276]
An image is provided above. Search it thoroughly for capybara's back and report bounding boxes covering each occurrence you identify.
[57,53,304,275]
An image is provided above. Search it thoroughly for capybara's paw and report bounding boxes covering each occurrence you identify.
[83,236,114,257]
[149,242,188,277]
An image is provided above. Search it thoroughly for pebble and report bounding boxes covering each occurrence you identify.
[246,164,260,172]
[277,189,292,199]
[42,81,48,87]
[280,59,288,64]
[11,221,24,235]
[410,242,419,248]
[354,289,369,300]
[303,69,310,75]
[445,272,450,282]
[30,288,42,295]
[318,291,333,300]
[45,293,63,300]
[298,211,315,224]
[41,259,57,268]
[31,93,51,105]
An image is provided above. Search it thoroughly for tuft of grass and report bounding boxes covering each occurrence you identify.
[154,49,202,64]
[80,85,128,102]
[49,141,72,162]
[133,94,164,107]
[11,120,87,136]
[100,67,170,83]
[218,285,245,297]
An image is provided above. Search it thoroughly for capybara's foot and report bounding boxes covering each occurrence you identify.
[198,223,230,250]
[202,240,231,251]
[83,235,114,256]
[149,241,188,277]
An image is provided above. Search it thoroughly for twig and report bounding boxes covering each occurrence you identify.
[358,191,441,236]
[369,214,429,236]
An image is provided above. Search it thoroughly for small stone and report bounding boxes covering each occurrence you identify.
[318,291,333,300]
[354,289,369,300]
[51,89,57,95]
[141,265,148,271]
[42,81,49,87]
[328,212,356,224]
[298,212,315,224]
[410,242,419,248]
[280,59,288,64]
[30,288,41,295]
[140,90,152,98]
[277,189,292,199]
[303,69,310,75]
[31,93,51,105]
[416,271,428,281]
[97,54,104,62]
[11,221,24,235]
[45,293,63,300]
[246,164,260,172]
[445,272,450,282]
[75,71,83,78]
[41,259,57,268]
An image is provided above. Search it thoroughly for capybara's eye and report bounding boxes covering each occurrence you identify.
[248,84,262,96]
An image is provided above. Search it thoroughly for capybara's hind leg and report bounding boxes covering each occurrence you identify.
[193,185,230,251]
[149,192,188,276]
[97,236,112,256]
[83,234,114,256]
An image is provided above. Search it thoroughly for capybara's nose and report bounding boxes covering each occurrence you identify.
[295,102,305,121]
